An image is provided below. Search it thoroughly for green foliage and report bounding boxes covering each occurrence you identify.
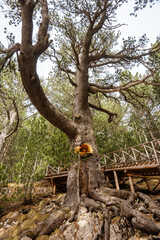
[0,67,27,131]
[1,115,72,185]
[93,101,140,154]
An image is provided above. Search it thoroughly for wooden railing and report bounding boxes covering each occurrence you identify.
[100,139,160,167]
[46,164,69,175]
[46,139,160,176]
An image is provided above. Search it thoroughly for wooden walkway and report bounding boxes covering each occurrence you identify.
[45,139,160,194]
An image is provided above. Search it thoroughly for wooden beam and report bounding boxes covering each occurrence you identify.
[51,178,56,195]
[113,171,120,190]
[127,174,160,179]
[129,176,135,193]
[152,180,160,191]
[104,163,159,172]
[145,179,151,191]
[53,182,56,195]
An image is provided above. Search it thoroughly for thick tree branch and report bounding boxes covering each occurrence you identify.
[19,0,77,139]
[89,82,114,90]
[47,48,76,75]
[19,0,35,54]
[0,99,19,151]
[82,0,109,54]
[0,43,21,71]
[92,0,108,35]
[67,73,76,87]
[89,102,117,122]
[88,47,155,64]
[38,0,49,41]
[34,0,52,56]
[90,70,158,94]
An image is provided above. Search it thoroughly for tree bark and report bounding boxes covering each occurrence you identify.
[66,54,103,202]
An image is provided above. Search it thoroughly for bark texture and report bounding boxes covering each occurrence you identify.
[18,0,77,140]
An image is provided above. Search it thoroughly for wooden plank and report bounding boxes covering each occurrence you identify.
[127,174,160,179]
[104,163,159,172]
[45,173,68,179]
[106,175,109,182]
[53,182,56,195]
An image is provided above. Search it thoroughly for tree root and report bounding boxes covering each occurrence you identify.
[18,207,70,239]
[19,187,160,239]
[103,209,111,240]
[89,188,160,237]
[68,201,80,222]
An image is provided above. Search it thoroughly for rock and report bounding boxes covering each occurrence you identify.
[36,235,49,240]
[49,209,103,240]
[20,237,32,240]
[78,206,88,215]
[3,219,17,229]
[110,222,121,240]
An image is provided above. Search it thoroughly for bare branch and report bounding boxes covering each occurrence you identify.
[67,73,76,87]
[92,0,108,35]
[89,47,152,64]
[102,93,120,103]
[34,0,52,56]
[89,82,114,90]
[38,0,49,41]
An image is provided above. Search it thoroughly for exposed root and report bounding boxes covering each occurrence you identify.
[103,209,111,240]
[68,201,80,222]
[89,188,160,237]
[19,207,70,239]
[81,194,101,212]
[18,187,160,239]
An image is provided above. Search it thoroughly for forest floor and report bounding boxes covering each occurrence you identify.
[0,180,160,240]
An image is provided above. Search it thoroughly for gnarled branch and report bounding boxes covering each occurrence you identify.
[89,102,117,122]
[0,43,21,72]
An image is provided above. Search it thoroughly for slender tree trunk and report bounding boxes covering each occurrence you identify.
[0,107,17,153]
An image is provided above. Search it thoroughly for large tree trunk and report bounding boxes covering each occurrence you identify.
[66,55,103,204]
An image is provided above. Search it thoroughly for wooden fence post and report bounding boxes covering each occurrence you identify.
[113,171,120,190]
[51,178,56,195]
[129,176,135,193]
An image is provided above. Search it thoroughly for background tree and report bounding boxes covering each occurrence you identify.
[0,68,23,153]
